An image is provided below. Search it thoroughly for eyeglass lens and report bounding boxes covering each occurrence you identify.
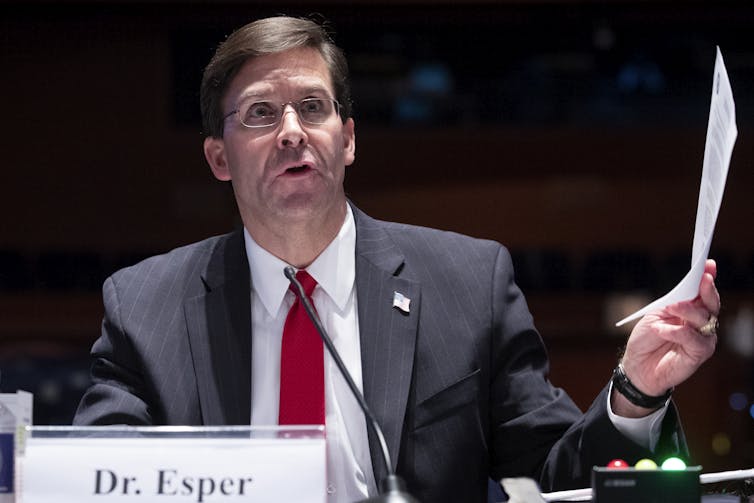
[239,98,337,127]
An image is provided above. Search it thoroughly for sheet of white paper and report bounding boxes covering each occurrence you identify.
[616,47,737,326]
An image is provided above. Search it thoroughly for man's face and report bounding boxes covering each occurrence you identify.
[203,47,355,232]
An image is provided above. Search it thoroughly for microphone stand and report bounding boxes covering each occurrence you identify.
[284,267,420,503]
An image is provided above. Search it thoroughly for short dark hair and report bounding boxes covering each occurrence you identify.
[200,16,352,138]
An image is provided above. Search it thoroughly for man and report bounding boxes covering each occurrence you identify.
[74,16,720,502]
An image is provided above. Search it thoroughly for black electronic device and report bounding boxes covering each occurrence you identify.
[592,466,701,503]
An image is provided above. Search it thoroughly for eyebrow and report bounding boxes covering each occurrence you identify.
[234,85,333,104]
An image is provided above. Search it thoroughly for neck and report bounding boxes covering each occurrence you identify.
[243,201,347,268]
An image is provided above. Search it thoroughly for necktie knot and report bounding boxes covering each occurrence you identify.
[291,270,317,297]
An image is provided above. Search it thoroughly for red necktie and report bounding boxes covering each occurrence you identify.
[279,270,325,425]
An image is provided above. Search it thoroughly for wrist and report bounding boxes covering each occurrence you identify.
[611,363,672,410]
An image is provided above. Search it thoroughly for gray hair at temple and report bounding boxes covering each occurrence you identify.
[200,16,353,138]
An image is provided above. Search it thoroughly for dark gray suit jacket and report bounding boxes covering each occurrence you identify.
[74,204,685,502]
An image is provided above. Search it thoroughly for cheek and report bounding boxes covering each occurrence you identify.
[227,137,271,175]
[317,130,350,163]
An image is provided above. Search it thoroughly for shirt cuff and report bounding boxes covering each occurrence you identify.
[607,381,669,451]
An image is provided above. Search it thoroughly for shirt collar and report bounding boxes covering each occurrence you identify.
[244,204,356,318]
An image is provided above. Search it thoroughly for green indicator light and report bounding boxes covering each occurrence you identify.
[661,457,687,470]
[635,458,658,470]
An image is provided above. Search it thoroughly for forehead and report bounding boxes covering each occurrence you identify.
[225,47,334,105]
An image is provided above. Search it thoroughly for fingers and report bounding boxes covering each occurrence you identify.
[658,275,719,361]
[666,302,710,330]
[652,323,717,369]
[665,259,720,331]
[699,267,721,315]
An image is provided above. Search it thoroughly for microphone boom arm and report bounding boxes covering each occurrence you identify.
[284,266,393,477]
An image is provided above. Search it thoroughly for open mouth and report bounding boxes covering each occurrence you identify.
[285,164,313,175]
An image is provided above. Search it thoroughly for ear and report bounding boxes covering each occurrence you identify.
[203,136,231,181]
[342,118,356,167]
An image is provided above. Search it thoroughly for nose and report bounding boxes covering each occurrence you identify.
[276,105,308,149]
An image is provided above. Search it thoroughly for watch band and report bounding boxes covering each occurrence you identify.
[612,363,672,409]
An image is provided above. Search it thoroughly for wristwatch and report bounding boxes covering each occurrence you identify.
[612,363,672,409]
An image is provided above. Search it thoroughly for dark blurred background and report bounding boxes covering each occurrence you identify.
[1,0,753,474]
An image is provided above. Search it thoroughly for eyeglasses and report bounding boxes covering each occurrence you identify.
[223,98,341,128]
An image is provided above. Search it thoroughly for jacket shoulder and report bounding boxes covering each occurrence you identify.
[379,218,509,268]
[106,231,240,301]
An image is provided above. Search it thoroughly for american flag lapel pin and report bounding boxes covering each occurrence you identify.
[392,291,411,314]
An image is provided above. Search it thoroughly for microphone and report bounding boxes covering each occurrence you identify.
[284,266,419,503]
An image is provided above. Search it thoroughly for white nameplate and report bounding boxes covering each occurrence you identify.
[19,427,325,503]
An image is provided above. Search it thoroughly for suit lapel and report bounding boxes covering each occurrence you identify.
[353,206,420,484]
[185,230,252,425]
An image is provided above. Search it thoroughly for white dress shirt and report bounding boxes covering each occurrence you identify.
[244,205,376,502]
[607,382,668,451]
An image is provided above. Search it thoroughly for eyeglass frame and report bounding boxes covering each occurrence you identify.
[222,97,343,129]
